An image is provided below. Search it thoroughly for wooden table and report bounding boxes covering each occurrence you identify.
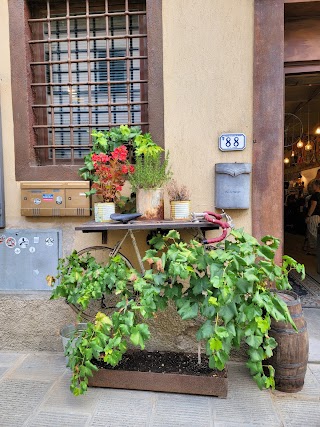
[75,219,219,244]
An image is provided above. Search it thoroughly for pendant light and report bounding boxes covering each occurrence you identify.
[297,139,304,148]
[284,157,290,164]
[305,103,313,151]
[315,111,320,134]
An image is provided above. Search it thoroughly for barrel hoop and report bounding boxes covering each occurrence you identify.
[275,373,306,380]
[290,313,303,319]
[271,325,307,334]
[276,361,307,369]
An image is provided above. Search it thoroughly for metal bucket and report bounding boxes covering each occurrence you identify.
[60,323,87,354]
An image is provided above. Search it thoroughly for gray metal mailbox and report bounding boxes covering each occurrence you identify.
[215,163,252,209]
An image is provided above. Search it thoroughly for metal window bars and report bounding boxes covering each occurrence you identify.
[28,0,148,165]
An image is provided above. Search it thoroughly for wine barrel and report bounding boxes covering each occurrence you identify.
[268,290,309,393]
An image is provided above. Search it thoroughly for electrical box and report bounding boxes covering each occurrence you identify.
[0,228,61,290]
[215,163,252,209]
[21,181,90,217]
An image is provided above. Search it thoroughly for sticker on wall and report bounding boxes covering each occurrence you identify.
[18,237,29,248]
[56,196,63,205]
[34,198,41,205]
[29,246,36,253]
[0,235,6,244]
[5,237,16,248]
[14,248,21,255]
[43,193,54,201]
[45,237,54,247]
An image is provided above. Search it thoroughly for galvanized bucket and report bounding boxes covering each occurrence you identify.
[60,323,87,355]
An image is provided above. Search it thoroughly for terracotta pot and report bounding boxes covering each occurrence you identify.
[170,200,191,220]
[94,202,115,222]
[136,188,164,220]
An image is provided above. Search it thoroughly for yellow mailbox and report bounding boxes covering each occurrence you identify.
[21,181,91,217]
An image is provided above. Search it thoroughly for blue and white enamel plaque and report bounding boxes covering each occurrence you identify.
[219,133,246,151]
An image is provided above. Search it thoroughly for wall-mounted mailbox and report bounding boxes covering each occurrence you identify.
[215,163,252,209]
[21,181,90,217]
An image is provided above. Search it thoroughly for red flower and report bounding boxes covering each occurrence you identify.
[91,144,134,203]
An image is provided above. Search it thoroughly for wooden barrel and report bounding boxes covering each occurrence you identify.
[268,290,309,393]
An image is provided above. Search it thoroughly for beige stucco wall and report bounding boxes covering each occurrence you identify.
[162,0,254,234]
[0,0,254,352]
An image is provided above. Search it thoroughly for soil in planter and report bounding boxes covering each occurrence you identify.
[93,350,226,378]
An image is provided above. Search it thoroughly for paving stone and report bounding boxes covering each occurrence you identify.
[0,379,51,427]
[274,398,320,426]
[40,372,101,413]
[90,389,154,426]
[9,353,66,381]
[0,352,25,366]
[26,411,90,427]
[0,366,10,379]
[303,308,320,363]
[151,393,211,427]
[308,363,320,384]
[210,364,282,427]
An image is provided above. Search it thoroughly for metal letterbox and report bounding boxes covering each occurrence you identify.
[21,181,90,217]
[215,163,252,209]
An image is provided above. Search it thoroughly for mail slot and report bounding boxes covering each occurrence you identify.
[21,181,90,217]
[215,163,251,209]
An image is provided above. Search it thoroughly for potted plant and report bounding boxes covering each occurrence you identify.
[127,133,172,220]
[79,125,140,219]
[48,228,305,397]
[167,179,191,220]
[88,146,135,222]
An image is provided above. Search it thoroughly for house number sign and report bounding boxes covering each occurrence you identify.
[219,133,246,151]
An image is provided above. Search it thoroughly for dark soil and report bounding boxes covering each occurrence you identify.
[93,350,227,377]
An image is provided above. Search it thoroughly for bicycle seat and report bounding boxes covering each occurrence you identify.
[110,213,142,223]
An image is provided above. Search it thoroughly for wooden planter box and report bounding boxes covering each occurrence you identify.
[88,351,228,398]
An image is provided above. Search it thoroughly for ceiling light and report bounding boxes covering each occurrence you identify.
[305,141,313,151]
[284,157,290,164]
[297,139,304,148]
[316,126,320,135]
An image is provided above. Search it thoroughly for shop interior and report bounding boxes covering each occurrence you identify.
[284,73,320,282]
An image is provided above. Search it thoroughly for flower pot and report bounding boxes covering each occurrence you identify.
[88,350,228,397]
[170,200,191,220]
[136,188,164,220]
[60,323,88,357]
[94,202,115,222]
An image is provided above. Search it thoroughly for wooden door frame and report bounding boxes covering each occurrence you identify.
[253,0,284,257]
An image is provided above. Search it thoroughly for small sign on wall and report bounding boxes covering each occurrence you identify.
[219,133,246,151]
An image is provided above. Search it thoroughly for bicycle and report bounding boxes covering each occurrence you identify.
[70,211,233,320]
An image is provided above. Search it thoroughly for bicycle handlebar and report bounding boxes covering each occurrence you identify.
[191,210,233,244]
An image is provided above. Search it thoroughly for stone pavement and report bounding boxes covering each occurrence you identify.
[0,308,319,427]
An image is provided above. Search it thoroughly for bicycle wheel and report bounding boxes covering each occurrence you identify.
[68,246,134,321]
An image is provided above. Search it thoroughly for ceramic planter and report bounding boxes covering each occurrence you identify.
[170,200,191,220]
[94,202,115,222]
[136,188,164,220]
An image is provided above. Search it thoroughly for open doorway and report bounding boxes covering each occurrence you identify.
[284,73,320,282]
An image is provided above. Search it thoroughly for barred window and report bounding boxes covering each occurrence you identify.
[28,0,148,165]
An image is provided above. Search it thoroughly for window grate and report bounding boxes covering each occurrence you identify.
[28,0,148,165]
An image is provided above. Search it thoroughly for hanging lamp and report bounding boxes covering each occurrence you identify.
[305,103,313,151]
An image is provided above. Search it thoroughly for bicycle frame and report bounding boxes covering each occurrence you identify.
[109,229,146,275]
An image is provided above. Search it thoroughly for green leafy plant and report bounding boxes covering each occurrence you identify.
[127,133,172,190]
[49,228,304,395]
